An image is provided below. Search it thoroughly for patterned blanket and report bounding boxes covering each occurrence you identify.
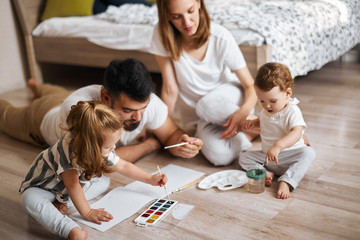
[97,0,360,77]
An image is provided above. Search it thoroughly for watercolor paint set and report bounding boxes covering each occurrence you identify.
[134,199,178,227]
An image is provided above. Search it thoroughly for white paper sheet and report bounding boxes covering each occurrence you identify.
[71,187,154,232]
[70,164,204,232]
[125,164,205,199]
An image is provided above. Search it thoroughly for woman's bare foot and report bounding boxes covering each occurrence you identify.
[52,200,68,215]
[243,115,261,141]
[265,171,274,187]
[69,227,87,240]
[303,134,310,146]
[277,181,291,199]
[244,129,260,142]
[27,78,40,100]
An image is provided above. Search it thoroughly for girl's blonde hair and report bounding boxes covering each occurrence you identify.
[156,0,211,60]
[66,101,123,181]
[255,62,295,92]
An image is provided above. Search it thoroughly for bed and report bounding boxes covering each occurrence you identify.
[12,0,360,83]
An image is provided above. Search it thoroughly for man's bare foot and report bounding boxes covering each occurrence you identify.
[69,227,87,240]
[265,171,274,187]
[52,200,68,215]
[27,78,40,100]
[277,181,291,199]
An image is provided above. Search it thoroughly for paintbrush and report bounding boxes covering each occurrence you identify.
[157,165,170,201]
[171,178,201,193]
[164,142,188,149]
[171,177,202,194]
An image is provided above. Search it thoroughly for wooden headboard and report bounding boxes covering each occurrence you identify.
[11,0,271,82]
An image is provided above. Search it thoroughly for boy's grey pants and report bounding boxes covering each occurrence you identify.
[239,146,316,189]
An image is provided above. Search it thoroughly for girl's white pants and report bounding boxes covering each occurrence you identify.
[20,175,110,239]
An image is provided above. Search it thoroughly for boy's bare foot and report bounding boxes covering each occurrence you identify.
[27,78,40,100]
[52,200,68,215]
[277,181,291,199]
[265,171,274,187]
[69,227,87,240]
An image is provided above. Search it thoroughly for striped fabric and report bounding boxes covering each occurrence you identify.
[19,132,119,203]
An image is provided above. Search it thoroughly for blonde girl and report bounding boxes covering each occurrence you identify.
[19,101,167,239]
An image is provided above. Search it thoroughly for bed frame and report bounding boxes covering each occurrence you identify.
[12,0,271,82]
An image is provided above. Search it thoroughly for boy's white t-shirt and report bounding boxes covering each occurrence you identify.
[259,98,307,153]
[40,85,168,146]
[149,22,247,108]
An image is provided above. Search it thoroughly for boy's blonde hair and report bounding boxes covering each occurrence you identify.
[255,62,295,92]
[156,0,211,61]
[66,101,123,181]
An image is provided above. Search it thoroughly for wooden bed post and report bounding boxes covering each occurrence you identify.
[11,0,45,83]
[239,44,272,114]
[24,35,43,83]
[240,44,272,78]
[256,45,272,71]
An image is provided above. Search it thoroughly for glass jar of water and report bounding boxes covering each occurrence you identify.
[246,169,266,193]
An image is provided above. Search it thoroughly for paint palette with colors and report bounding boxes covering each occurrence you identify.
[198,170,248,191]
[134,199,178,226]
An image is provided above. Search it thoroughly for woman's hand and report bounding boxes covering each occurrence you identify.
[241,119,256,131]
[85,208,113,225]
[221,109,248,138]
[222,67,258,139]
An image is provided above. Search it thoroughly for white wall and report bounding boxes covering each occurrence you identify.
[0,0,27,94]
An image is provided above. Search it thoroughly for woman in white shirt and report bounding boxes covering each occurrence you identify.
[149,0,259,165]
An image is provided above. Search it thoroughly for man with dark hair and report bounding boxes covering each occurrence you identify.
[0,58,203,162]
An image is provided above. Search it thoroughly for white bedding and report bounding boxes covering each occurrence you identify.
[206,0,360,76]
[33,1,360,77]
[32,16,155,51]
[32,6,264,51]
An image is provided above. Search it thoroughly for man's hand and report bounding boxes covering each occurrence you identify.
[174,134,203,158]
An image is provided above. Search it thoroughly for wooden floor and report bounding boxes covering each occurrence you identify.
[0,60,359,239]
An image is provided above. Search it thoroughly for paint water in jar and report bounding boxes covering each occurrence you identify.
[246,169,266,194]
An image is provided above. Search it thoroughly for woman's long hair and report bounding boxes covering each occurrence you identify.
[157,0,211,60]
[66,101,123,180]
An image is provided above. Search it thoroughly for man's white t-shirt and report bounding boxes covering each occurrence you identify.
[149,22,247,108]
[260,98,307,153]
[40,85,168,146]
